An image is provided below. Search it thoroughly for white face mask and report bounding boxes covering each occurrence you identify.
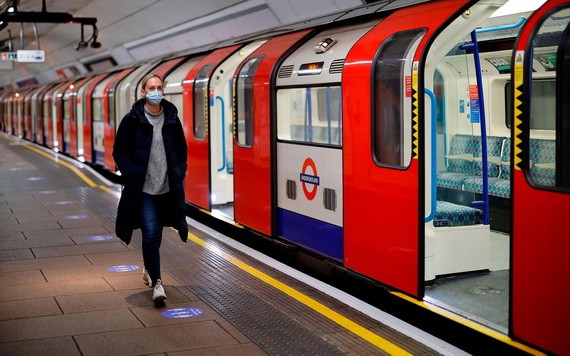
[145,89,164,105]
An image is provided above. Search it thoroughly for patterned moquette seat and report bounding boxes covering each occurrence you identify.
[463,137,509,197]
[433,201,483,227]
[437,135,479,190]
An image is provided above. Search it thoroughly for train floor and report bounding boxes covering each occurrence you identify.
[0,133,468,355]
[425,231,510,332]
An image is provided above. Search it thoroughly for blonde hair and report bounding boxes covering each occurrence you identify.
[140,73,162,90]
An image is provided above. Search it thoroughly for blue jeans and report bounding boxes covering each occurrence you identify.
[140,193,169,286]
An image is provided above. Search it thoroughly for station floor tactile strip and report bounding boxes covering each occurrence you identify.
[0,135,442,355]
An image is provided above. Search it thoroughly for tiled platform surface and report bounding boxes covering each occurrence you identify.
[0,135,440,355]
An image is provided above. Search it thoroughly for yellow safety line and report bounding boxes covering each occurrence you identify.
[391,292,545,355]
[97,184,121,198]
[2,134,410,354]
[22,143,98,188]
[186,233,412,355]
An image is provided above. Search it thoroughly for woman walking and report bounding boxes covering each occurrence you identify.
[113,73,188,304]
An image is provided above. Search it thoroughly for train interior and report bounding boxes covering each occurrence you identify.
[424,2,567,332]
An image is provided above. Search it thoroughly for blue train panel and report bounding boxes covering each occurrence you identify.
[277,208,343,261]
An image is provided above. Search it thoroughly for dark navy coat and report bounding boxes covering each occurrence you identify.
[113,98,188,244]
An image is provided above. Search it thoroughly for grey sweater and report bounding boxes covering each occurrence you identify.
[142,106,170,195]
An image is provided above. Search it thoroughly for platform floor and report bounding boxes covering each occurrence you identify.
[0,134,458,355]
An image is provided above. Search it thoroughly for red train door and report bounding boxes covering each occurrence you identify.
[84,73,111,164]
[233,30,312,236]
[42,84,57,148]
[103,68,134,171]
[511,1,570,354]
[68,77,91,158]
[23,90,33,140]
[182,46,240,210]
[343,0,471,297]
[55,81,76,152]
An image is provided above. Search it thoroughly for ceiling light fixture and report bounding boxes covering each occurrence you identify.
[0,0,101,51]
[75,24,88,51]
[89,25,101,48]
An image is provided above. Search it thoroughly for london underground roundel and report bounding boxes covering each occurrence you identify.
[300,157,319,200]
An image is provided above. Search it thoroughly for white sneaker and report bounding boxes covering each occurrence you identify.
[142,268,152,287]
[153,279,166,303]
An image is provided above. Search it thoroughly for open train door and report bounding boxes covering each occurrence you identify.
[182,46,240,210]
[511,1,570,354]
[344,0,477,297]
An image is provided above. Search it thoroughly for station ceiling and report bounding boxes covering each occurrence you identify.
[0,0,429,87]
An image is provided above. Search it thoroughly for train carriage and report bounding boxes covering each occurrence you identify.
[52,80,77,152]
[90,71,122,166]
[275,21,380,262]
[80,73,112,163]
[62,76,92,157]
[232,29,313,236]
[182,44,242,210]
[12,89,23,138]
[21,87,35,140]
[101,67,135,171]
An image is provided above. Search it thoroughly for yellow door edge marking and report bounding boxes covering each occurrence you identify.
[391,292,545,355]
[186,233,411,355]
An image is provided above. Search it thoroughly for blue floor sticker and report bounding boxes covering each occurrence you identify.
[107,265,140,272]
[161,308,204,319]
[86,235,114,241]
[64,214,88,219]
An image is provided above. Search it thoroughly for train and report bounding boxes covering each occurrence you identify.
[1,0,569,354]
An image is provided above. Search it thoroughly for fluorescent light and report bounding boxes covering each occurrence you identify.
[491,0,547,18]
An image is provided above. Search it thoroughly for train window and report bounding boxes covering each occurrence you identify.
[276,86,342,146]
[505,80,556,130]
[236,56,263,147]
[434,70,445,134]
[92,98,103,123]
[63,99,71,124]
[193,64,214,141]
[108,95,115,129]
[372,29,424,168]
[43,100,49,126]
[527,7,570,189]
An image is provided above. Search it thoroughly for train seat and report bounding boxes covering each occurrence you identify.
[437,134,479,189]
[433,200,482,227]
[428,200,490,277]
[473,136,504,177]
[463,137,509,197]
